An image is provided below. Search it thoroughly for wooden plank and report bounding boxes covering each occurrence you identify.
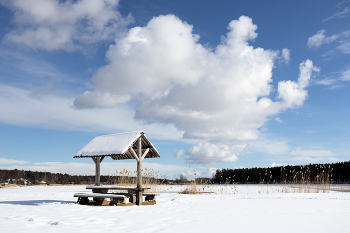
[125,151,133,159]
[141,201,156,206]
[78,200,114,206]
[116,202,136,206]
[86,185,150,190]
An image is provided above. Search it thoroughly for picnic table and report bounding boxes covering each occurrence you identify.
[74,185,159,206]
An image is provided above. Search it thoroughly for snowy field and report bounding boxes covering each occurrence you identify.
[1,185,350,233]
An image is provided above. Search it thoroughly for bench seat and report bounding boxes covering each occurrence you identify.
[142,193,160,196]
[107,192,159,196]
[97,192,159,203]
[74,192,127,205]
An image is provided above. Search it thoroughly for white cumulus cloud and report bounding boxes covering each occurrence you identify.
[0,0,132,51]
[185,141,246,164]
[70,15,318,164]
[307,30,339,48]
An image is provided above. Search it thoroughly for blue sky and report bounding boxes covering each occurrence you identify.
[0,0,349,179]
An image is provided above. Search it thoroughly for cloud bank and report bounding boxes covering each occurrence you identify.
[0,157,30,164]
[73,15,318,164]
[0,0,132,51]
[0,84,183,141]
[290,148,337,163]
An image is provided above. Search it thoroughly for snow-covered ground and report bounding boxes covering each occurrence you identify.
[1,185,349,233]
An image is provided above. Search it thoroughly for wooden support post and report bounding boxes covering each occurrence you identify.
[136,137,142,206]
[92,156,101,186]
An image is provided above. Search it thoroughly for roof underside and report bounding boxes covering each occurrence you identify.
[73,131,160,160]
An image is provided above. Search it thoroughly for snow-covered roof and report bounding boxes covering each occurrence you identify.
[73,131,160,160]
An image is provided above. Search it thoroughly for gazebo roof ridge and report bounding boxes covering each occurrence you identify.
[99,131,144,138]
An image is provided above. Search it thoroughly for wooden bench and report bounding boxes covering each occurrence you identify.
[74,193,131,206]
[102,192,159,202]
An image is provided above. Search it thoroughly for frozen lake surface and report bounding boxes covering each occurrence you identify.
[1,185,349,232]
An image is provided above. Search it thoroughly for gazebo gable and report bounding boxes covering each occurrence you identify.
[111,133,160,160]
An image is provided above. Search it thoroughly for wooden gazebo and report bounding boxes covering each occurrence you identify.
[74,131,160,205]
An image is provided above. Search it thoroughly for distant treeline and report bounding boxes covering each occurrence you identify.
[0,169,96,185]
[0,169,168,185]
[2,160,350,185]
[213,161,350,184]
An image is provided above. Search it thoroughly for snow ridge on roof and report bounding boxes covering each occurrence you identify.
[74,131,143,157]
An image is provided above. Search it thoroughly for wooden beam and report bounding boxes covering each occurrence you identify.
[129,148,139,162]
[136,137,142,206]
[92,156,101,186]
[141,148,150,161]
[132,146,153,149]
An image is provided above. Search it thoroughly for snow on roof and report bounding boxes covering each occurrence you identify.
[74,131,160,160]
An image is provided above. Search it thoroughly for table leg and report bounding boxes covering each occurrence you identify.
[136,189,142,206]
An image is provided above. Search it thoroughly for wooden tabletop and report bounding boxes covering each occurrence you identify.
[86,185,150,190]
[74,193,126,198]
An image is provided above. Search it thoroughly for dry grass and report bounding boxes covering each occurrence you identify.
[179,181,199,194]
[108,165,336,195]
[179,168,215,194]
[178,164,335,195]
[279,164,333,193]
[111,167,163,193]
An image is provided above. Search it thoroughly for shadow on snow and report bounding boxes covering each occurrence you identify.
[0,200,76,205]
